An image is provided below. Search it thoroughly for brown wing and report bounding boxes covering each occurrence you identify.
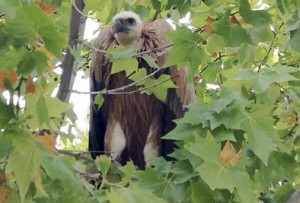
[138,20,196,158]
[89,26,116,158]
[140,19,196,118]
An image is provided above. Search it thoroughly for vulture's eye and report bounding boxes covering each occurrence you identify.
[127,18,135,24]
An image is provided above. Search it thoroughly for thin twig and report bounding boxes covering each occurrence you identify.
[263,22,284,63]
[106,67,165,93]
[133,43,173,57]
[82,41,174,56]
[72,0,99,21]
[106,76,173,95]
[82,42,107,54]
[70,76,172,95]
[57,149,94,163]
[70,68,173,95]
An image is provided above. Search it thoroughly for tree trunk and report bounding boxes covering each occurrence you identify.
[57,0,86,102]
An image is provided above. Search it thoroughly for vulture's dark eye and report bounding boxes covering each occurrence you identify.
[127,18,135,24]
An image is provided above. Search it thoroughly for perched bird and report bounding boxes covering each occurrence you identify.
[89,11,195,169]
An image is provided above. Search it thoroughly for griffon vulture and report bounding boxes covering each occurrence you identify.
[89,11,195,169]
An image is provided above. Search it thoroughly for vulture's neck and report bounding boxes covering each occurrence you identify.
[114,32,141,48]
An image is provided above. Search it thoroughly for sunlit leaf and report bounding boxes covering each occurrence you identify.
[290,30,300,52]
[111,57,138,76]
[165,25,207,71]
[236,65,300,93]
[96,155,111,179]
[36,96,50,126]
[240,110,276,164]
[142,74,177,102]
[6,147,41,203]
[239,0,272,27]
[212,10,252,47]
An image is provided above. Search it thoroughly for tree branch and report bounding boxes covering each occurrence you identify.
[71,0,99,21]
[56,0,85,102]
[57,149,94,163]
[70,67,173,95]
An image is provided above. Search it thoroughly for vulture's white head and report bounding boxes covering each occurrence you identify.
[112,11,143,48]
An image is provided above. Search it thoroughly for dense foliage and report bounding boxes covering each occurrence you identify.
[0,0,300,202]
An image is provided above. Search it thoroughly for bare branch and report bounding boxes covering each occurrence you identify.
[81,41,107,54]
[133,43,173,57]
[81,41,174,56]
[71,0,99,21]
[70,73,174,95]
[57,149,94,163]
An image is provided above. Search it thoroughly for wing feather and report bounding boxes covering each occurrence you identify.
[89,26,116,158]
[141,19,196,118]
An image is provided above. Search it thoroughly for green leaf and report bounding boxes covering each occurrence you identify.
[141,54,159,69]
[40,149,89,198]
[129,68,148,82]
[0,99,14,128]
[17,50,47,75]
[163,121,205,141]
[36,96,50,126]
[108,185,168,203]
[290,30,300,52]
[171,159,197,184]
[212,10,252,47]
[118,161,136,186]
[274,183,296,203]
[0,134,12,160]
[239,0,272,27]
[165,25,207,71]
[236,66,300,93]
[0,0,18,17]
[45,96,72,118]
[94,93,104,106]
[206,33,226,53]
[250,26,274,43]
[191,178,216,203]
[111,57,138,76]
[24,5,66,58]
[238,44,256,66]
[106,46,135,60]
[6,4,66,58]
[180,87,247,130]
[96,155,111,179]
[0,48,27,71]
[240,111,276,164]
[142,74,177,102]
[5,16,35,45]
[7,142,41,203]
[187,134,254,202]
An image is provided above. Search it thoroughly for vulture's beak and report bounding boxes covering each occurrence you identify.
[112,18,130,34]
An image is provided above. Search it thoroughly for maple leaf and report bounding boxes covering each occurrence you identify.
[0,185,12,203]
[26,76,36,93]
[33,132,57,154]
[36,45,54,72]
[36,0,57,15]
[0,169,5,184]
[203,16,215,33]
[220,141,242,167]
[0,70,17,91]
[230,15,241,26]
